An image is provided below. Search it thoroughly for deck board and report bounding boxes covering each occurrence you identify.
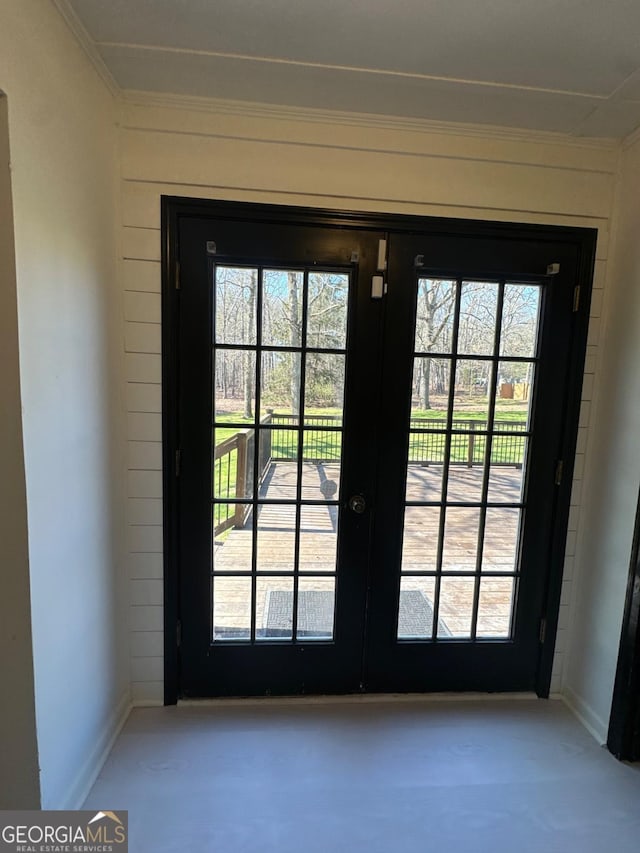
[213,462,521,638]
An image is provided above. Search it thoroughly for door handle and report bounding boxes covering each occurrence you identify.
[348,494,366,514]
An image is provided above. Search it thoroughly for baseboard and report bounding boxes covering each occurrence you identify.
[561,685,608,745]
[178,691,538,708]
[61,690,131,810]
[131,699,164,708]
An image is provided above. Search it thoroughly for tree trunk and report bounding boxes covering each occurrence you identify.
[422,357,431,409]
[288,272,301,417]
[243,273,256,419]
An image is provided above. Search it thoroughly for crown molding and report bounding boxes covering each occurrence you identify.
[51,0,120,97]
[121,89,619,151]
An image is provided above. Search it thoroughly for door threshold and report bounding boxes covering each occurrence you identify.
[178,691,539,708]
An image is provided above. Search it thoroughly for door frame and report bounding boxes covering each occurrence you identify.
[608,485,640,760]
[161,196,597,704]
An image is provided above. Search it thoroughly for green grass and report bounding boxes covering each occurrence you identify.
[411,403,528,424]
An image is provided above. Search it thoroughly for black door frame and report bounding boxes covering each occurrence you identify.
[608,487,640,761]
[161,196,596,704]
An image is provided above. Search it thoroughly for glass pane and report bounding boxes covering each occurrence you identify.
[256,503,296,573]
[458,281,499,356]
[408,430,447,468]
[410,357,451,425]
[214,349,256,422]
[452,359,493,424]
[297,577,336,639]
[299,505,338,572]
[213,427,254,500]
[437,577,475,638]
[262,269,303,348]
[261,351,302,417]
[302,463,341,503]
[256,577,293,640]
[495,361,535,427]
[397,577,437,639]
[414,279,456,354]
[487,456,526,503]
[482,508,521,573]
[307,272,349,350]
[449,425,486,468]
[302,428,342,463]
[446,465,484,503]
[477,577,515,637]
[213,576,251,641]
[405,457,443,502]
[401,506,441,572]
[304,353,345,420]
[213,504,253,573]
[500,284,541,359]
[257,428,297,500]
[268,418,299,453]
[302,430,341,498]
[214,266,258,346]
[441,507,481,572]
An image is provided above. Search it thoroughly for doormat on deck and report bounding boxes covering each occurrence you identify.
[397,589,451,638]
[263,589,450,638]
[264,590,334,638]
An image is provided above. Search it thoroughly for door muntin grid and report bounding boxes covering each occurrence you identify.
[397,278,542,642]
[211,265,350,644]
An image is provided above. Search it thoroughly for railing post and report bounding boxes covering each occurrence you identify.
[259,412,273,478]
[235,431,247,528]
[467,421,475,468]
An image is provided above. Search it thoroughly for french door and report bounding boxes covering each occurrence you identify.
[163,199,595,700]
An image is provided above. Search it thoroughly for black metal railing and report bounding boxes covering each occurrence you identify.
[214,413,526,533]
[408,418,526,468]
[269,413,342,461]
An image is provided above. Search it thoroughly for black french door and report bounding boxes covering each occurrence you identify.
[169,210,383,697]
[163,199,595,700]
[364,232,586,691]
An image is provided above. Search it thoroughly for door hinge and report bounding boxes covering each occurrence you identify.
[176,619,182,647]
[554,460,563,486]
[573,285,580,312]
[175,260,181,290]
[175,448,182,477]
[539,618,547,644]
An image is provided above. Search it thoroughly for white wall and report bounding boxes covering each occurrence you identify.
[563,136,640,742]
[118,95,614,704]
[0,94,40,809]
[0,1,127,808]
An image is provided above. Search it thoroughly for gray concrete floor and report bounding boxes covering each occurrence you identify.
[84,698,640,853]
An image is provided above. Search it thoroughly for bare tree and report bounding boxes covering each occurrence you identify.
[414,279,456,408]
[243,271,256,418]
[288,272,301,417]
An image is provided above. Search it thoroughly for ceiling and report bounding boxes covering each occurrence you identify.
[63,0,640,138]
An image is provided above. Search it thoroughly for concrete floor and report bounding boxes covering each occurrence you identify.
[84,698,640,852]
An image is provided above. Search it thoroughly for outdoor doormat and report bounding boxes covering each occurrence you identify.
[263,588,450,638]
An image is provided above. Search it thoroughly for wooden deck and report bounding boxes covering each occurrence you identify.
[214,462,522,639]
